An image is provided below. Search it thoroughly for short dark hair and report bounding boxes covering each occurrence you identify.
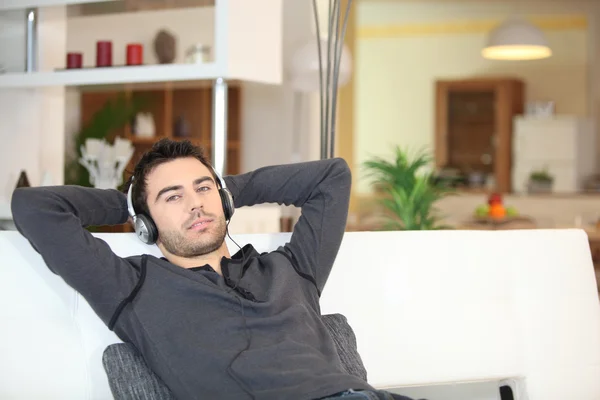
[124,138,215,217]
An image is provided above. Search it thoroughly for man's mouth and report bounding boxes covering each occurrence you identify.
[188,217,213,231]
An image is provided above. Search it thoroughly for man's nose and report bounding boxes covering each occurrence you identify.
[187,192,204,212]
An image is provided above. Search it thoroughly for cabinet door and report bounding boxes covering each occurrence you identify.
[436,79,523,192]
[436,81,496,174]
[446,90,496,173]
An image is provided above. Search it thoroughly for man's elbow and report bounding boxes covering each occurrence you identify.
[11,187,43,222]
[331,157,352,185]
[11,188,28,217]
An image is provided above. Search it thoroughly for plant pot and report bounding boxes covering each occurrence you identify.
[527,180,553,194]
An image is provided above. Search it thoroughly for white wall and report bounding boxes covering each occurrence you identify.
[0,9,25,72]
[0,10,30,198]
[0,7,66,203]
[241,0,321,171]
[225,0,282,85]
[38,6,66,189]
[354,1,599,194]
[0,90,42,197]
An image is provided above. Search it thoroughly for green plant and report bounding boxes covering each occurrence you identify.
[363,146,454,230]
[65,92,146,187]
[529,168,553,183]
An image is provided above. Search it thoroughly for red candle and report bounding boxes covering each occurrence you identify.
[66,52,82,69]
[126,44,143,66]
[96,41,112,67]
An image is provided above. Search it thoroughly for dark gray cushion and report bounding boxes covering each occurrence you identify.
[102,342,175,400]
[102,313,367,399]
[322,313,368,381]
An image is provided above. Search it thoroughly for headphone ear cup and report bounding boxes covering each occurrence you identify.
[134,214,158,245]
[219,188,235,221]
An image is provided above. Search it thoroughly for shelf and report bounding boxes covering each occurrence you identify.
[129,135,240,149]
[0,0,282,88]
[0,63,223,89]
[0,0,115,11]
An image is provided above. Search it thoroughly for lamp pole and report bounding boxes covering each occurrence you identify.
[312,0,353,159]
[211,77,228,176]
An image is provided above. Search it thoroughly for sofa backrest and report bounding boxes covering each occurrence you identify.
[1,229,599,400]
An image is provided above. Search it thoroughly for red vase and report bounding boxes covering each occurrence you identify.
[126,44,143,66]
[66,52,82,69]
[96,41,112,67]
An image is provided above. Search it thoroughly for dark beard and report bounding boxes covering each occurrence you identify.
[159,216,227,258]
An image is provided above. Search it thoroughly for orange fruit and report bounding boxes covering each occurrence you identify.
[488,203,506,219]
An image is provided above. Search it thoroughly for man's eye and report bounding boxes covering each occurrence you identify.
[166,195,180,202]
[197,186,210,192]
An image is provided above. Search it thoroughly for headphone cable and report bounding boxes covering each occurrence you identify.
[225,221,246,291]
[223,221,254,399]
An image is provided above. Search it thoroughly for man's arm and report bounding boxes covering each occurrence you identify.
[224,158,351,293]
[11,186,140,328]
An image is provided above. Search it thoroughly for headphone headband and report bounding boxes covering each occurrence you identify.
[211,165,226,190]
[126,176,136,220]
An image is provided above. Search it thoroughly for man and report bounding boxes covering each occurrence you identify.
[11,139,418,400]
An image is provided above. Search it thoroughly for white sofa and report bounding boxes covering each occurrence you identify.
[1,229,599,400]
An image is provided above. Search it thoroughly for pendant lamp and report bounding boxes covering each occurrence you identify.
[482,16,552,60]
[288,38,352,93]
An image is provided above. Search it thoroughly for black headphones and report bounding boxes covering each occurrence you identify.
[127,166,235,245]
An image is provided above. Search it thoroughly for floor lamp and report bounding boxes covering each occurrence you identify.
[288,0,353,160]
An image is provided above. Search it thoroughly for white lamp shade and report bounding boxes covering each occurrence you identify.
[288,38,353,92]
[482,17,552,60]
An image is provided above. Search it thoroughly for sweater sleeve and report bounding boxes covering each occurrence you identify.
[223,158,351,293]
[11,185,141,327]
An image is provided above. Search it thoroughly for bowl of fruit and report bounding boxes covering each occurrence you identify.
[474,193,520,223]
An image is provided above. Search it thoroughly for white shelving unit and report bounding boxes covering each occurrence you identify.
[0,0,115,11]
[0,0,283,89]
[0,0,282,193]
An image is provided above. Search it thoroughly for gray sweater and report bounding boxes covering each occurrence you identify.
[11,158,374,400]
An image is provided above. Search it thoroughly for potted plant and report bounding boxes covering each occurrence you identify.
[362,146,455,230]
[527,167,554,194]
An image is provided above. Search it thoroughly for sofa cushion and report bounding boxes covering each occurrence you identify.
[322,313,368,381]
[103,313,367,399]
[102,342,175,400]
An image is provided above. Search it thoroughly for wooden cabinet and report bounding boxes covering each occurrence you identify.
[435,78,524,192]
[80,84,242,177]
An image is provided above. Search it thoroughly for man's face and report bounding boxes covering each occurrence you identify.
[145,157,227,258]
